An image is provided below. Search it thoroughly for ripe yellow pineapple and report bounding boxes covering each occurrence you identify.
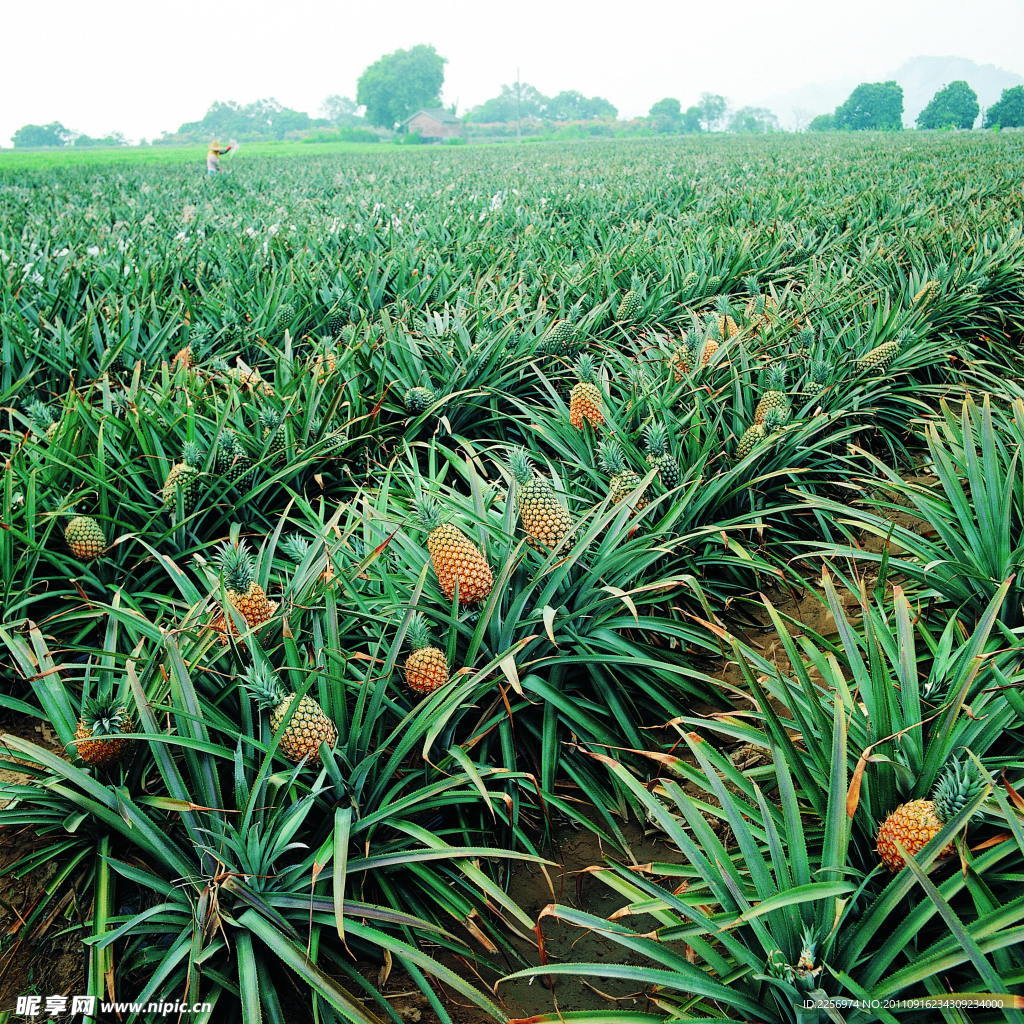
[509,449,572,549]
[73,697,134,767]
[245,665,336,763]
[404,615,450,694]
[64,515,106,561]
[753,365,790,425]
[876,761,985,871]
[415,497,494,606]
[212,540,277,639]
[569,354,604,429]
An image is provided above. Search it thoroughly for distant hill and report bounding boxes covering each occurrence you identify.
[761,56,1024,129]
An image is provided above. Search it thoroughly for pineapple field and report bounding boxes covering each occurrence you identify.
[2,131,1024,1022]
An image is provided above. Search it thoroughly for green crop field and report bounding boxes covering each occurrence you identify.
[2,133,1024,1023]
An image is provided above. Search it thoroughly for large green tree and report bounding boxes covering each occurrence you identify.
[835,81,903,130]
[648,98,682,134]
[465,83,546,123]
[985,85,1024,128]
[356,45,446,128]
[916,80,979,129]
[321,96,363,125]
[545,91,617,121]
[807,112,836,132]
[12,122,74,147]
[697,93,728,131]
[730,106,779,133]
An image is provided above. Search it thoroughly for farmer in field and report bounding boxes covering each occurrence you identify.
[206,140,236,174]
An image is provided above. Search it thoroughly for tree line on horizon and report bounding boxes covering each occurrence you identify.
[9,43,1024,148]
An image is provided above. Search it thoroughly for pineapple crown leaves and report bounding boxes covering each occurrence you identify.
[279,532,311,563]
[406,613,435,652]
[182,441,204,467]
[743,274,761,296]
[762,363,789,392]
[762,409,790,432]
[714,294,733,316]
[243,663,287,711]
[508,448,535,485]
[574,353,599,384]
[218,539,257,593]
[413,495,445,533]
[24,398,56,429]
[642,421,669,457]
[217,430,244,459]
[932,759,987,824]
[80,696,131,736]
[597,438,628,476]
[798,325,816,349]
[259,408,284,432]
[808,358,832,384]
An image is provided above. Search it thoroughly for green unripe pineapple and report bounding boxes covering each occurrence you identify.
[643,422,680,489]
[615,290,641,323]
[735,422,766,460]
[405,385,436,415]
[162,442,204,513]
[805,359,831,397]
[858,338,901,374]
[543,319,576,354]
[259,410,287,465]
[275,302,295,330]
[326,309,346,334]
[216,430,253,489]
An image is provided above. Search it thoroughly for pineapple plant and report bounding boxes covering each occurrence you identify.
[615,289,642,323]
[858,336,902,374]
[404,615,450,694]
[64,515,106,561]
[743,275,779,331]
[275,301,295,330]
[753,364,790,425]
[876,760,985,871]
[415,497,494,606]
[598,440,647,510]
[311,345,337,380]
[245,665,336,763]
[325,308,347,334]
[215,540,278,637]
[643,422,680,489]
[569,355,604,429]
[542,318,576,354]
[405,384,436,415]
[669,333,692,380]
[695,329,718,368]
[24,398,59,440]
[710,296,739,340]
[805,359,831,398]
[73,696,134,767]
[734,422,766,460]
[259,410,288,465]
[215,430,252,489]
[162,442,204,513]
[509,449,573,549]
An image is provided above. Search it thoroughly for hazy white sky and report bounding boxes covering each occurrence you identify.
[2,0,1022,143]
